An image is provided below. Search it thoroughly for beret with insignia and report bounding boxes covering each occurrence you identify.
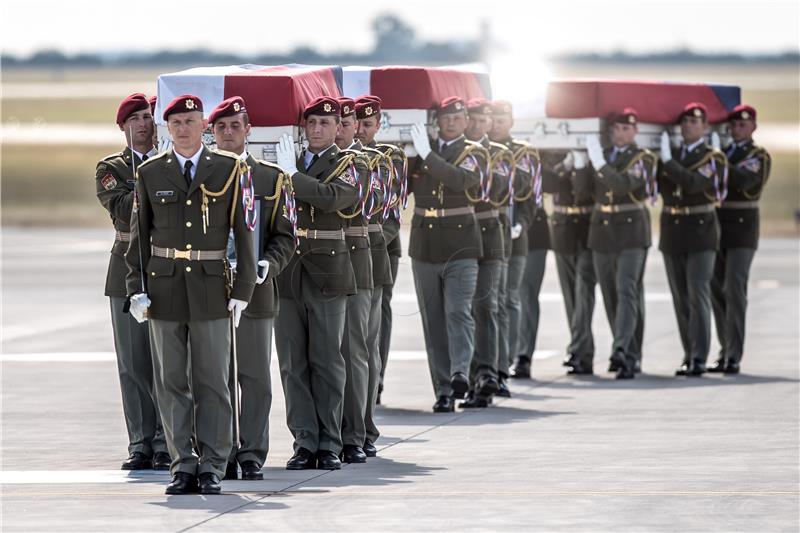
[490,100,513,117]
[208,96,247,124]
[610,107,639,126]
[116,93,150,125]
[438,96,466,115]
[679,102,708,122]
[303,96,340,120]
[163,94,203,121]
[467,97,492,116]
[337,97,356,118]
[728,104,756,122]
[355,95,382,119]
[148,95,157,114]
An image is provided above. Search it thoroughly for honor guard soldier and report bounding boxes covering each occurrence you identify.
[208,97,295,481]
[273,96,360,471]
[489,101,545,387]
[582,108,653,379]
[541,139,597,376]
[355,95,403,455]
[710,104,770,374]
[407,96,482,413]
[460,98,505,408]
[658,102,726,377]
[334,97,377,464]
[148,95,158,148]
[126,94,256,495]
[95,93,169,471]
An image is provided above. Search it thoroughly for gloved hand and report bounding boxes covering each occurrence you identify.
[410,122,432,160]
[129,293,151,323]
[561,151,574,171]
[256,260,269,285]
[276,134,299,176]
[585,134,606,169]
[710,131,721,151]
[660,131,672,162]
[572,150,587,170]
[228,298,249,328]
[511,223,523,240]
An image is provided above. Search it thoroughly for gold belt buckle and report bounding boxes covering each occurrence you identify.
[173,249,192,260]
[600,205,612,213]
[296,228,308,238]
[424,208,439,218]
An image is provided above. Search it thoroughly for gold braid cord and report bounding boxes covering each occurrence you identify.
[454,141,491,203]
[687,149,729,203]
[199,157,244,232]
[335,151,370,219]
[487,143,516,207]
[363,147,393,218]
[253,160,289,230]
[617,149,659,204]
[739,146,771,200]
[376,143,408,211]
[511,143,540,202]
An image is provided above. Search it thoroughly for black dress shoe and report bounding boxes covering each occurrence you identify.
[240,460,263,480]
[687,362,706,377]
[224,461,238,480]
[615,366,635,379]
[675,363,690,376]
[495,378,511,398]
[450,372,469,399]
[510,356,531,378]
[567,361,593,375]
[340,445,367,464]
[708,360,726,373]
[165,472,197,495]
[433,395,455,413]
[477,375,500,397]
[724,361,740,375]
[316,450,342,470]
[198,472,221,494]
[363,439,377,457]
[152,451,171,471]
[286,447,316,470]
[459,393,489,408]
[607,361,620,372]
[562,353,581,368]
[634,360,642,373]
[121,451,152,471]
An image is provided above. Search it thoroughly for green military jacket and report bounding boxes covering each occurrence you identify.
[408,135,483,263]
[126,146,256,321]
[658,142,721,254]
[717,140,770,250]
[275,144,360,298]
[342,140,375,290]
[368,141,402,261]
[95,147,147,297]
[467,136,508,262]
[541,155,594,255]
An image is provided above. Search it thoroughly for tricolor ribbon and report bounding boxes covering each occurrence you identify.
[640,160,659,205]
[241,167,257,231]
[710,158,729,202]
[283,183,299,245]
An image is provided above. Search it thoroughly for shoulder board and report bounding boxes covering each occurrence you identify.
[254,159,285,173]
[337,148,361,158]
[744,145,768,159]
[375,142,400,152]
[101,151,124,162]
[509,138,530,149]
[463,139,481,148]
[211,148,240,160]
[138,150,170,168]
[489,141,511,152]
[362,146,383,156]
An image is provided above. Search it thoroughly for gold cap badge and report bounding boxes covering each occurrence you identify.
[185,99,195,109]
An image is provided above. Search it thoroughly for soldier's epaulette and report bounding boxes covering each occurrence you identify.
[211,148,240,160]
[101,151,125,162]
[489,141,511,152]
[138,150,169,169]
[375,142,401,152]
[361,146,383,157]
[463,139,481,149]
[508,138,531,149]
[744,145,768,159]
[254,159,286,174]
[337,148,361,158]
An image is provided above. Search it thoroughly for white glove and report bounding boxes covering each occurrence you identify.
[585,134,606,169]
[256,260,269,285]
[276,134,299,176]
[561,152,574,171]
[129,293,151,323]
[572,151,587,170]
[660,131,672,163]
[710,131,721,151]
[227,298,249,328]
[511,223,523,240]
[410,122,432,160]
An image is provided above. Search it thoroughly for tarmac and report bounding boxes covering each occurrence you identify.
[1,227,798,532]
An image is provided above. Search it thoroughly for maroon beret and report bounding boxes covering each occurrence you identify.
[490,100,513,116]
[467,97,492,115]
[116,93,150,125]
[337,97,356,117]
[679,102,708,122]
[208,96,247,124]
[438,96,466,115]
[148,95,157,114]
[303,96,340,120]
[355,96,381,120]
[728,104,756,122]
[163,94,203,121]
[611,107,639,125]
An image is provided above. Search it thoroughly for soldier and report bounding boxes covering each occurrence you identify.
[335,97,376,464]
[208,97,295,480]
[126,94,256,495]
[657,102,725,377]
[460,97,504,408]
[489,101,544,388]
[355,95,401,455]
[541,141,596,376]
[273,96,360,470]
[95,93,169,471]
[710,104,770,374]
[582,108,654,379]
[407,96,482,413]
[148,95,158,149]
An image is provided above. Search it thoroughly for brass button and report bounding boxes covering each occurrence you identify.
[186,244,192,249]
[699,219,704,224]
[212,198,216,203]
[296,249,301,254]
[151,272,156,276]
[331,250,335,255]
[161,198,166,203]
[351,245,356,250]
[627,218,632,223]
[482,227,486,231]
[675,219,680,224]
[603,220,609,226]
[458,224,462,228]
[573,219,578,224]
[739,217,744,223]
[185,221,192,228]
[298,206,303,211]
[432,190,437,195]
[186,200,192,206]
[428,224,434,229]
[185,266,192,272]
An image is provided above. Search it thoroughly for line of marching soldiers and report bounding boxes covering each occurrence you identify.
[96,91,769,494]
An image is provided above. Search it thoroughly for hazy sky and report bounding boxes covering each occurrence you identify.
[2,0,798,58]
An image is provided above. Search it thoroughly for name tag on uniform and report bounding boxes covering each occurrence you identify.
[156,190,175,197]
